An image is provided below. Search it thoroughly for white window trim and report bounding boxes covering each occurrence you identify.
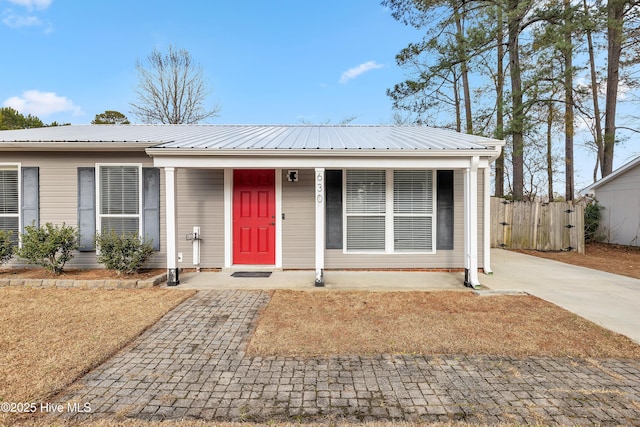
[95,163,143,236]
[342,168,436,255]
[0,163,21,245]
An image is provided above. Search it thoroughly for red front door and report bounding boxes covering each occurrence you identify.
[233,169,276,265]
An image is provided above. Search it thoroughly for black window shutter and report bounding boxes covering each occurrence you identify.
[436,170,454,250]
[325,169,343,249]
[21,167,39,232]
[77,167,96,251]
[143,167,161,251]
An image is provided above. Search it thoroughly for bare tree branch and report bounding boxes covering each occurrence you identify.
[130,45,220,124]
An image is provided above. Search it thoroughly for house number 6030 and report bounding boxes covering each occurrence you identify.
[316,172,323,203]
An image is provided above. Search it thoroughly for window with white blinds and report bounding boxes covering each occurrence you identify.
[346,170,386,251]
[345,169,434,252]
[393,170,433,251]
[98,165,141,235]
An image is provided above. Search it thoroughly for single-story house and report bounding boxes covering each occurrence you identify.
[0,124,504,287]
[582,155,640,247]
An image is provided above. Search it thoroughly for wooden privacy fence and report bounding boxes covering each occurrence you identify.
[490,198,585,253]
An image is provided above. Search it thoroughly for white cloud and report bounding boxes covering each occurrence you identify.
[2,0,52,31]
[3,90,82,117]
[2,10,41,28]
[7,0,51,11]
[339,61,384,84]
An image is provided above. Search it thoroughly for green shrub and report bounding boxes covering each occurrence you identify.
[95,231,154,275]
[584,200,602,243]
[16,223,79,274]
[0,229,15,266]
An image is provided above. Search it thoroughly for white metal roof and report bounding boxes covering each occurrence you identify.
[0,124,503,152]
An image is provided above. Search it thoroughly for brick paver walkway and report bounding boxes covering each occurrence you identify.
[58,290,640,425]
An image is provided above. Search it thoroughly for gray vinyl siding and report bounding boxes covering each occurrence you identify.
[176,169,225,268]
[282,169,315,268]
[594,165,640,246]
[1,151,166,269]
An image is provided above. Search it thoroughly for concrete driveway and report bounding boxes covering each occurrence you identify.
[483,249,640,344]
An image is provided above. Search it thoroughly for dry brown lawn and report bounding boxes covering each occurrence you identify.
[247,290,640,359]
[0,288,195,404]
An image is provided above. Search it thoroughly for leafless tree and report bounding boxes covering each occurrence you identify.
[130,45,220,124]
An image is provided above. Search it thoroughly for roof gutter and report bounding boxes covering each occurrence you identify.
[487,144,503,163]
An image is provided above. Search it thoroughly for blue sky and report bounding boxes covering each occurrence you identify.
[0,0,421,125]
[1,0,637,190]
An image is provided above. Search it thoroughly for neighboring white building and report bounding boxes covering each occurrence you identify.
[582,156,640,247]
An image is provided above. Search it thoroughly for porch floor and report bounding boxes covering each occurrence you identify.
[166,270,468,291]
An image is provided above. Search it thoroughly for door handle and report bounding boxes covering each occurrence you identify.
[270,222,275,226]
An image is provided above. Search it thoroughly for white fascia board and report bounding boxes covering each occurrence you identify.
[151,155,492,170]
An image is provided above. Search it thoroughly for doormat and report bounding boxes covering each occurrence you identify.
[231,272,272,278]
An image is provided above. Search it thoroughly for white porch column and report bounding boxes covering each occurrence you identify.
[165,167,179,286]
[464,157,481,288]
[314,168,325,286]
[483,167,493,274]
